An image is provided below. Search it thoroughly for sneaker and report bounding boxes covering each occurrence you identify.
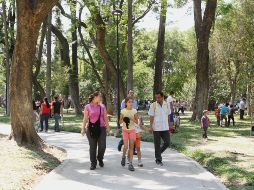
[98,160,104,167]
[121,157,126,167]
[39,129,43,132]
[156,160,163,166]
[128,163,135,171]
[138,160,143,167]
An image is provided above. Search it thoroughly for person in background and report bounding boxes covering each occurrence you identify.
[174,112,181,132]
[40,97,51,132]
[51,96,63,132]
[120,97,138,171]
[239,98,246,120]
[201,110,210,141]
[167,91,174,133]
[32,100,40,132]
[214,105,220,127]
[148,91,170,166]
[228,104,235,127]
[81,92,109,170]
[219,101,229,127]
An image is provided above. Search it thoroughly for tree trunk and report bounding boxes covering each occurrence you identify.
[127,0,133,92]
[10,0,59,147]
[69,0,82,115]
[2,1,10,116]
[191,0,217,120]
[153,0,167,98]
[46,11,52,100]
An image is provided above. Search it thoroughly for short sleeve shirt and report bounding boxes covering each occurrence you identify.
[166,96,173,114]
[85,103,106,127]
[121,108,137,130]
[148,101,170,131]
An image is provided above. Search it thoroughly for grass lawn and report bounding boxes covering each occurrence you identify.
[0,134,66,190]
[0,107,253,189]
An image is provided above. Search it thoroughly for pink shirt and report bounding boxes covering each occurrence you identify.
[85,103,106,127]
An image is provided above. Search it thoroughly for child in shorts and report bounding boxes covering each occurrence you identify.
[120,97,138,171]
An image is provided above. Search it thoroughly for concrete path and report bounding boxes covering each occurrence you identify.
[0,124,228,190]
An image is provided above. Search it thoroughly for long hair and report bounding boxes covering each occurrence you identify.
[89,91,101,103]
[44,97,50,108]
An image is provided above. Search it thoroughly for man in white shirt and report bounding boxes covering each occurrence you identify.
[148,91,170,166]
[239,98,246,120]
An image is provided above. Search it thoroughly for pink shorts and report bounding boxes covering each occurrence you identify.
[122,129,136,141]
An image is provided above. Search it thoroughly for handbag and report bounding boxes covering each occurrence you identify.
[88,105,101,138]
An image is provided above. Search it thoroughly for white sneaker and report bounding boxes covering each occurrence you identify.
[138,160,143,167]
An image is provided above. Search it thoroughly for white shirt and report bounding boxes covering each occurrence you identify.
[148,101,170,131]
[239,100,245,110]
[166,95,173,114]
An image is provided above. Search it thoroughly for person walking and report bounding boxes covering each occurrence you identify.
[148,91,170,166]
[118,90,138,153]
[120,97,138,171]
[39,97,51,132]
[51,96,63,132]
[239,98,246,120]
[81,92,109,170]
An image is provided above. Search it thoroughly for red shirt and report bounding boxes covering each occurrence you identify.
[41,102,51,114]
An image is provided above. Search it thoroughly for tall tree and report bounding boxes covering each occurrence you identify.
[127,0,133,92]
[2,1,10,115]
[191,0,217,120]
[10,0,58,147]
[153,0,167,97]
[46,11,52,100]
[69,0,82,115]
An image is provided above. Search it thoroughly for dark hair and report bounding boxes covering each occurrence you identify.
[32,100,37,111]
[125,97,132,108]
[54,96,58,100]
[128,89,133,93]
[230,104,233,108]
[155,91,164,97]
[89,91,101,103]
[170,91,174,95]
[44,97,50,108]
[225,103,229,107]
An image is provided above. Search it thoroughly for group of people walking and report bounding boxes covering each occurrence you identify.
[32,96,64,133]
[81,90,173,171]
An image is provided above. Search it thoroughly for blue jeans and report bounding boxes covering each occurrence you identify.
[40,113,50,131]
[54,114,61,131]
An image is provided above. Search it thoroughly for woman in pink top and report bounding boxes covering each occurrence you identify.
[81,92,109,170]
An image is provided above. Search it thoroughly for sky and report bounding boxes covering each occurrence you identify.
[137,1,194,31]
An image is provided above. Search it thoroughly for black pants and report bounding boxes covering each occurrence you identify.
[86,127,106,166]
[228,115,235,126]
[203,127,208,139]
[220,114,228,127]
[240,109,244,120]
[40,113,50,131]
[153,130,170,162]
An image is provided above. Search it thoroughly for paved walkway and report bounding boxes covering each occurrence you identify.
[0,124,228,190]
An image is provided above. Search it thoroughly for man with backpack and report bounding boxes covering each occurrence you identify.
[51,96,63,132]
[148,91,170,166]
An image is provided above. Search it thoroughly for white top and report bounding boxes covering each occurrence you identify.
[166,95,173,114]
[239,100,245,110]
[148,101,170,131]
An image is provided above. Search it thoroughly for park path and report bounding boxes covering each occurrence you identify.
[0,124,228,190]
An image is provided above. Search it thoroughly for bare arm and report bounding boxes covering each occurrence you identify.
[104,109,109,128]
[82,110,89,129]
[119,113,124,125]
[150,116,154,130]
